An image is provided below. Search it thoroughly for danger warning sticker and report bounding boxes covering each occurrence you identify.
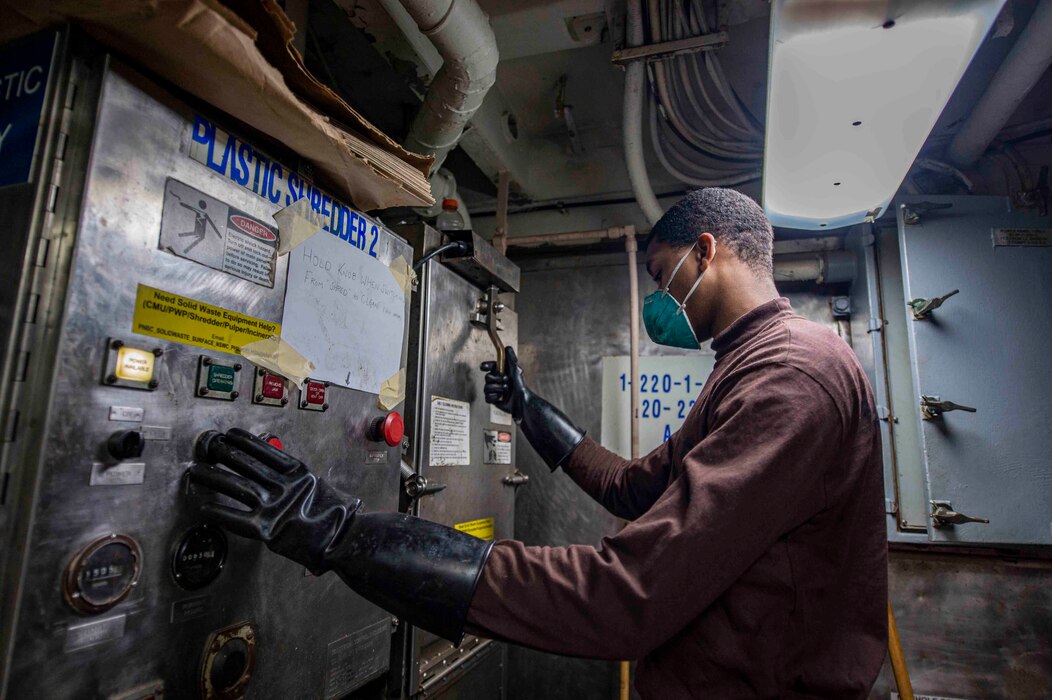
[159,178,277,287]
[132,284,280,354]
[454,517,495,541]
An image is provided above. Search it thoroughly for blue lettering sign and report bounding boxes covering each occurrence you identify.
[0,30,57,187]
[187,113,383,257]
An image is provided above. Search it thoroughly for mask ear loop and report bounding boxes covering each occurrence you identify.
[674,240,715,316]
[660,242,697,298]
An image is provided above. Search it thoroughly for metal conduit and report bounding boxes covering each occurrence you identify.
[394,0,500,172]
[947,0,1052,167]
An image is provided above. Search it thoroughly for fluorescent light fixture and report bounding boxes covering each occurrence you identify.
[762,0,1005,230]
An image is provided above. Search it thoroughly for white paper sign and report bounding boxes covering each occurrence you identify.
[430,397,471,466]
[282,233,405,393]
[600,355,716,458]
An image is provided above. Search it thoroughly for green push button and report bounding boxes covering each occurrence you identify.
[207,365,236,392]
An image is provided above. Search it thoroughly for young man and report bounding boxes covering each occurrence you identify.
[189,188,888,698]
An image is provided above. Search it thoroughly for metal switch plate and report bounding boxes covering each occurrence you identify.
[251,368,288,406]
[299,379,329,411]
[102,338,161,391]
[195,355,241,400]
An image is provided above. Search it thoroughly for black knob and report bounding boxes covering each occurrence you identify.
[107,430,145,461]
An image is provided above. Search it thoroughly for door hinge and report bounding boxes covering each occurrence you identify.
[2,409,20,443]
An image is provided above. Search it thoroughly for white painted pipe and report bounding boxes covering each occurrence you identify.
[625,232,641,463]
[947,0,1052,167]
[504,227,855,284]
[624,0,664,226]
[397,0,500,172]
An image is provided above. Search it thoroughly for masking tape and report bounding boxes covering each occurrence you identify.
[387,255,416,296]
[377,367,406,410]
[273,197,327,255]
[240,335,316,388]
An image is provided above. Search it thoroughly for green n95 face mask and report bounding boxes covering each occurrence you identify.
[642,242,708,349]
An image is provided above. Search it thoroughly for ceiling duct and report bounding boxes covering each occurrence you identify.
[389,0,500,173]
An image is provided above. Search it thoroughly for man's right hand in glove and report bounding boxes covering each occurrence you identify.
[481,347,585,470]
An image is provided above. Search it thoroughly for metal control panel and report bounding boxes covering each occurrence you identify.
[0,31,409,698]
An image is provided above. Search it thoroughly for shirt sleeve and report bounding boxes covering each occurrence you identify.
[561,435,677,521]
[465,363,843,659]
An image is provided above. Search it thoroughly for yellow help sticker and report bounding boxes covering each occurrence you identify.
[454,518,495,541]
[132,284,280,354]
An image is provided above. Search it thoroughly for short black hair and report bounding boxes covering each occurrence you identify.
[650,188,773,276]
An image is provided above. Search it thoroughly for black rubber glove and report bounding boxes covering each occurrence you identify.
[481,346,585,470]
[187,428,492,643]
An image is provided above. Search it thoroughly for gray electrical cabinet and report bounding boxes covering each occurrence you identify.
[396,225,522,699]
[894,196,1052,545]
[851,197,1052,546]
[0,29,413,698]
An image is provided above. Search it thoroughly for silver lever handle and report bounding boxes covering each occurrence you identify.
[908,289,959,320]
[920,395,977,419]
[931,500,990,527]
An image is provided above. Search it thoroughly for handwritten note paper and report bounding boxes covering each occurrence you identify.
[281,231,405,393]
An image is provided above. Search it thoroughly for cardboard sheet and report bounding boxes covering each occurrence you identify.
[0,0,434,211]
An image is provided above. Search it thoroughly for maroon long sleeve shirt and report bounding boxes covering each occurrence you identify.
[466,298,888,698]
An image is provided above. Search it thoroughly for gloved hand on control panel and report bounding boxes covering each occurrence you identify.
[481,346,585,471]
[186,428,492,643]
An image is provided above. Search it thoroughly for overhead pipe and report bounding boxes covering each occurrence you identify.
[394,0,500,173]
[947,0,1052,167]
[624,0,665,226]
[506,229,856,285]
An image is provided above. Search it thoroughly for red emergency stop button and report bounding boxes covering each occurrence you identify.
[258,432,283,450]
[370,412,404,446]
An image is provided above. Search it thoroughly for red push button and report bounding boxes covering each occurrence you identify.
[261,373,284,399]
[370,412,404,447]
[305,381,326,405]
[258,433,283,450]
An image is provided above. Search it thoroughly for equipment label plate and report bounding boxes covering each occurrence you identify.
[109,406,144,422]
[483,430,512,465]
[159,178,277,286]
[141,425,171,441]
[90,462,145,486]
[324,620,389,698]
[992,228,1052,247]
[489,404,513,426]
[65,614,126,652]
[429,397,470,466]
[455,518,495,541]
[171,595,211,624]
[132,284,280,355]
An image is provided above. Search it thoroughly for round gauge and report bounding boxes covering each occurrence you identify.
[63,534,142,614]
[172,524,227,590]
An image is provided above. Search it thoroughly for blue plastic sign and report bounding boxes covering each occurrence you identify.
[0,31,57,188]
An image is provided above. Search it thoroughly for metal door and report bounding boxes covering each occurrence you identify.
[896,195,1052,544]
[404,252,519,696]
